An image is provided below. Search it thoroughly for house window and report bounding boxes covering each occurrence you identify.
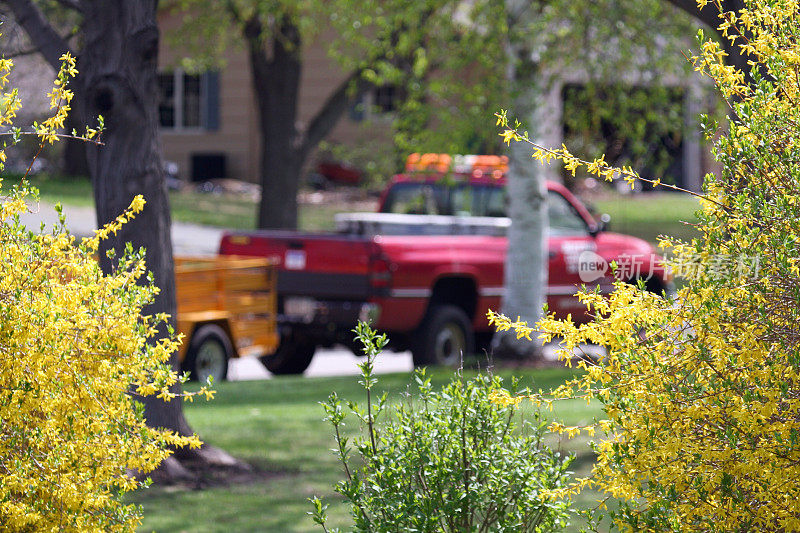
[158,73,176,127]
[182,75,201,128]
[158,70,219,131]
[348,84,402,123]
[373,85,399,113]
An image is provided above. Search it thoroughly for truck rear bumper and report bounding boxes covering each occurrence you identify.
[281,297,381,344]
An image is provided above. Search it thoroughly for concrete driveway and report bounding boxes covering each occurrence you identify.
[229,347,415,380]
[20,201,225,256]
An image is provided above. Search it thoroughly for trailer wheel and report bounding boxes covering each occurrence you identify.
[183,324,231,382]
[412,305,474,368]
[259,336,316,375]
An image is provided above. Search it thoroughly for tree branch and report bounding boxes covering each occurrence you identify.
[505,0,545,31]
[53,0,82,13]
[665,0,752,79]
[223,0,243,25]
[241,10,264,48]
[3,44,40,58]
[3,0,75,69]
[299,71,372,161]
[663,0,723,31]
[299,3,447,160]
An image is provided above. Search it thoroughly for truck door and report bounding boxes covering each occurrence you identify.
[546,190,605,320]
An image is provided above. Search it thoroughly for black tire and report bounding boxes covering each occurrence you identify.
[412,305,475,367]
[259,336,316,375]
[183,324,232,382]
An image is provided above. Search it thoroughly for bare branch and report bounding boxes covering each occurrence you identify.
[3,45,39,58]
[53,0,82,13]
[3,0,75,69]
[299,72,372,161]
[1,22,78,58]
[223,0,243,25]
[662,0,725,32]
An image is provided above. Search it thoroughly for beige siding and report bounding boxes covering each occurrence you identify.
[158,13,380,184]
[158,11,260,183]
[159,51,259,182]
[297,31,391,146]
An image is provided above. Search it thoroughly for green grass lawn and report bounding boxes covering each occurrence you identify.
[27,174,95,207]
[130,366,606,533]
[24,174,363,232]
[25,174,262,230]
[593,192,700,247]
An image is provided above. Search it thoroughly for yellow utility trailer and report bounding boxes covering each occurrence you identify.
[175,256,278,382]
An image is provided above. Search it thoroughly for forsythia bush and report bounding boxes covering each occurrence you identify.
[0,54,202,531]
[493,0,800,530]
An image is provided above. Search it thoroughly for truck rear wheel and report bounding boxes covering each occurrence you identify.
[259,336,316,375]
[412,305,474,367]
[183,324,231,382]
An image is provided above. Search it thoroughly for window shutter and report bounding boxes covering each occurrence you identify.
[202,71,220,131]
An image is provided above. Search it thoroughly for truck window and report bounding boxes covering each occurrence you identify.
[548,191,589,236]
[383,183,447,214]
[384,182,507,217]
[382,182,590,235]
[450,185,506,217]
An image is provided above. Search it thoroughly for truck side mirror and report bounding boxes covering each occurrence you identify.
[590,213,611,236]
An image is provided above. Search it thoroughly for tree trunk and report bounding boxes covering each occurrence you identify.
[61,74,89,177]
[80,0,187,432]
[491,13,548,360]
[240,13,374,230]
[80,0,243,479]
[256,77,303,229]
[244,17,303,230]
[4,0,240,482]
[491,114,549,359]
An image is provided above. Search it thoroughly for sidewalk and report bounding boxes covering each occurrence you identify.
[20,201,225,256]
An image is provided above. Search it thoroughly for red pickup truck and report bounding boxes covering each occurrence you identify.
[219,157,670,373]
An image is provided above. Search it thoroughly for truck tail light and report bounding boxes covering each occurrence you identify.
[369,256,394,290]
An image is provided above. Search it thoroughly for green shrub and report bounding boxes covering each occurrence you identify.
[311,323,572,532]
